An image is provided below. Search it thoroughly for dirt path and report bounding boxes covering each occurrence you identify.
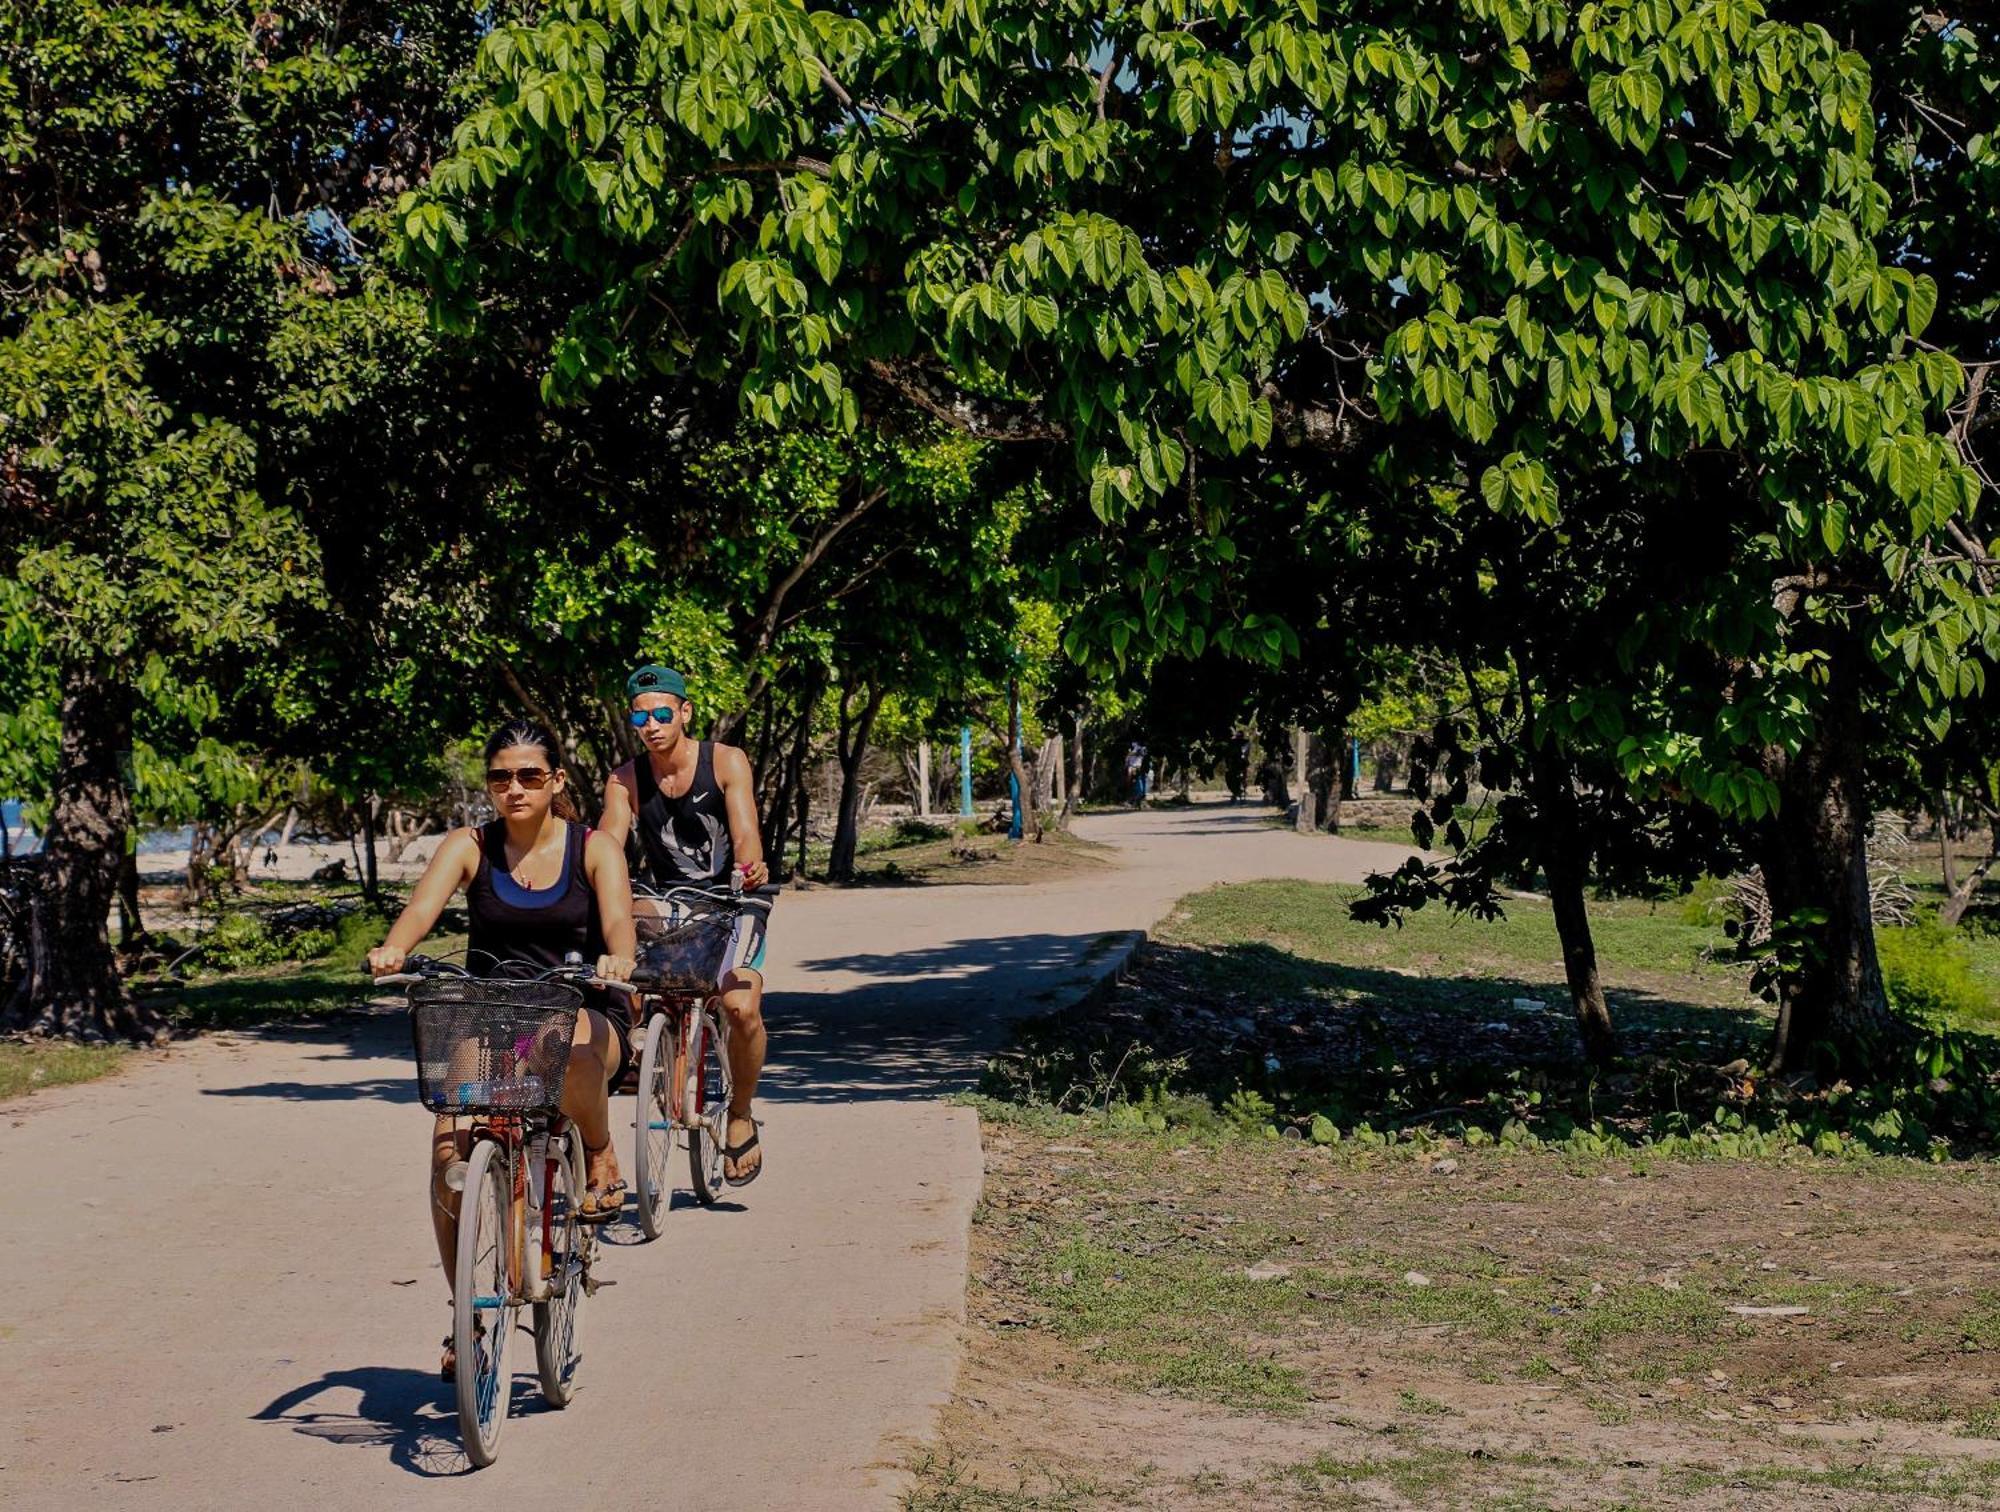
[0,803,1397,1509]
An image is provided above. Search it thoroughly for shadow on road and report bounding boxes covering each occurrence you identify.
[192,930,1132,1111]
[758,928,1134,1104]
[202,1076,413,1101]
[253,1364,469,1477]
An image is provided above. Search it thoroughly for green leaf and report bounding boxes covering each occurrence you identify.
[1906,275,1938,338]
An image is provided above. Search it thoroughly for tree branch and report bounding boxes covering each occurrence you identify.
[862,358,1067,442]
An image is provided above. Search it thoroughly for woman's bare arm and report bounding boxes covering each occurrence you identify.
[585,829,637,977]
[368,829,481,974]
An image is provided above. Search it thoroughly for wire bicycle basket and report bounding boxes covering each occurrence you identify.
[409,977,582,1114]
[634,907,739,994]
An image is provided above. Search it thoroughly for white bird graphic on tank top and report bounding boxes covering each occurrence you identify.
[659,810,726,881]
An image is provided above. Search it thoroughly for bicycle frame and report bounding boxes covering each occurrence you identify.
[455,1112,569,1306]
[629,882,769,1135]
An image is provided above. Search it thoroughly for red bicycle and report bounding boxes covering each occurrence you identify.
[384,954,631,1467]
[627,882,778,1238]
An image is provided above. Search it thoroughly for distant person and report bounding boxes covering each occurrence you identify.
[600,665,772,1185]
[1125,741,1149,807]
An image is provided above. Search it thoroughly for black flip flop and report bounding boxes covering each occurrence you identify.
[722,1127,763,1186]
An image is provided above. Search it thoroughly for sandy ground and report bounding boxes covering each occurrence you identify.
[0,803,1407,1509]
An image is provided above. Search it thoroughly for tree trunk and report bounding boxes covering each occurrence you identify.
[1318,730,1346,834]
[1545,845,1616,1067]
[183,823,214,910]
[1755,684,1905,1073]
[117,847,144,949]
[359,797,381,901]
[1072,717,1087,806]
[1292,727,1315,833]
[1372,743,1400,793]
[1938,796,1960,901]
[1939,816,1996,929]
[827,688,886,883]
[1526,742,1617,1066]
[1036,736,1061,810]
[2,663,159,1041]
[916,740,933,818]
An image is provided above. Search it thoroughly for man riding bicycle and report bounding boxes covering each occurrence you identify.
[601,665,771,1185]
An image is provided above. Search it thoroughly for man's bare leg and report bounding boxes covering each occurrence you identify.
[718,966,766,1180]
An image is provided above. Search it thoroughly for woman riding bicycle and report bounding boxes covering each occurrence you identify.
[367,719,637,1377]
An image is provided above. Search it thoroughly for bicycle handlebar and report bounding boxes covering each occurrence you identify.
[632,880,782,910]
[369,953,635,997]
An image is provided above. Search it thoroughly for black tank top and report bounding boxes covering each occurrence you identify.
[466,820,604,973]
[632,741,733,885]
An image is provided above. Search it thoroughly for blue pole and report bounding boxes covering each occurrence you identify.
[1351,736,1362,788]
[959,725,974,817]
[1008,679,1024,841]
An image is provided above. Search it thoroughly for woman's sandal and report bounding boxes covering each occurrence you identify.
[579,1140,627,1223]
[722,1122,763,1186]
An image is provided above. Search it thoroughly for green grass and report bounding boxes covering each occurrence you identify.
[1680,1456,2000,1501]
[0,1040,128,1102]
[1160,880,1760,1023]
[902,1453,1136,1510]
[1020,1234,1311,1409]
[0,903,413,1104]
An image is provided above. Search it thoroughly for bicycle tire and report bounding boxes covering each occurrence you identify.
[454,1137,514,1468]
[687,1005,733,1206]
[533,1125,588,1406]
[633,1011,675,1240]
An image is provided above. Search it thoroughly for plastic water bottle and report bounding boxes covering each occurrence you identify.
[453,1075,545,1108]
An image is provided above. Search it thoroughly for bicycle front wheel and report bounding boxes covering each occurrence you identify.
[453,1137,514,1468]
[533,1124,588,1407]
[687,1005,734,1206]
[633,1010,675,1240]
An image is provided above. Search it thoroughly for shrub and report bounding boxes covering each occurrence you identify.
[1678,875,1738,928]
[289,927,337,961]
[201,914,285,971]
[1878,919,1992,1027]
[328,907,394,971]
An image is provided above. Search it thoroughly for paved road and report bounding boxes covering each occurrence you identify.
[0,803,1409,1509]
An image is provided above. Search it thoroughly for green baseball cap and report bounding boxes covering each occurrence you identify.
[626,664,688,701]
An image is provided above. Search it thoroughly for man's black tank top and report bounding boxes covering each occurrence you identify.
[466,820,604,972]
[632,741,733,885]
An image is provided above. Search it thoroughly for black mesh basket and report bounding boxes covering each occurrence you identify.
[634,909,738,994]
[409,977,582,1114]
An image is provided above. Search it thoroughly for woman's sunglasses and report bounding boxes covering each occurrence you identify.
[629,707,680,728]
[486,766,552,790]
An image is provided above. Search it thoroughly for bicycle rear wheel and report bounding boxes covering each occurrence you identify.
[687,1005,733,1206]
[533,1125,588,1406]
[453,1137,514,1468]
[633,1010,675,1239]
